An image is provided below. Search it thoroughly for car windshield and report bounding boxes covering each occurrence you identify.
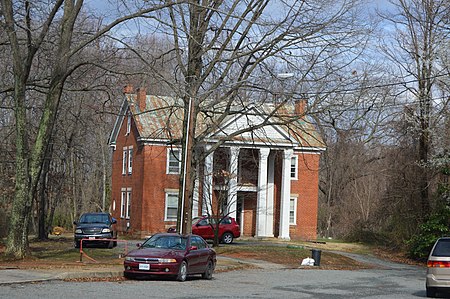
[79,214,110,224]
[141,235,187,250]
[432,239,450,257]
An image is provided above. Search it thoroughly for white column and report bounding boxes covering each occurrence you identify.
[228,147,240,219]
[192,174,199,218]
[227,146,239,219]
[256,148,270,237]
[266,153,275,237]
[203,145,214,216]
[279,149,293,240]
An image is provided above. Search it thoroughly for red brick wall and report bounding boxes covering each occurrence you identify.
[111,110,180,238]
[111,111,142,235]
[290,152,321,240]
[139,145,180,237]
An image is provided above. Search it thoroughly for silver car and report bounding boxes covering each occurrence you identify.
[426,237,450,297]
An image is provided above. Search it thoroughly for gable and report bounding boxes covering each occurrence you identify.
[210,107,298,146]
[108,98,129,148]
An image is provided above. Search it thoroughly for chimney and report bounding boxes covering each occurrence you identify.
[123,84,133,94]
[295,99,307,116]
[136,87,147,112]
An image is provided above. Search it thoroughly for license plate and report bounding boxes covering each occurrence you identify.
[88,237,95,240]
[139,263,150,270]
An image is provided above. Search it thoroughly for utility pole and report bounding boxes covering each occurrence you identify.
[179,96,196,235]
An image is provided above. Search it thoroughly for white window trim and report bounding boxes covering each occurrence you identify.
[166,148,181,174]
[165,191,179,221]
[126,188,131,219]
[128,146,133,174]
[289,196,297,225]
[122,147,128,175]
[120,188,126,218]
[126,113,131,135]
[290,155,298,180]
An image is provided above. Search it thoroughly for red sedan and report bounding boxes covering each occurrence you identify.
[192,216,241,244]
[124,233,216,282]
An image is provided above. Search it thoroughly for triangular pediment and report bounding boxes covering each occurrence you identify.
[210,106,298,146]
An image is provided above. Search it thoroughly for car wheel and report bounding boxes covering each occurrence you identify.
[177,261,188,282]
[222,232,233,244]
[108,241,114,249]
[201,260,214,280]
[74,241,80,248]
[124,272,135,280]
[113,241,117,247]
[426,286,437,298]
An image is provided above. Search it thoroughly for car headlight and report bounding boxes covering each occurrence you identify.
[158,258,177,263]
[101,228,111,233]
[75,229,82,234]
[125,257,135,262]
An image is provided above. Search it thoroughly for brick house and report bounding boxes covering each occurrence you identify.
[108,86,325,240]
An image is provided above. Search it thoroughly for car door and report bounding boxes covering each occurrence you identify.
[190,236,210,273]
[217,217,231,238]
[192,218,214,239]
[185,236,202,273]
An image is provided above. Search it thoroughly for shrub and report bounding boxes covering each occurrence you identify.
[407,207,450,261]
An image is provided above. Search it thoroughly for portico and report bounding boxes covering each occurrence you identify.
[203,146,294,240]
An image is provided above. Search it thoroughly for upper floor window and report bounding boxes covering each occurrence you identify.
[123,146,133,175]
[122,148,128,175]
[126,113,131,135]
[128,147,133,174]
[167,148,181,174]
[290,155,298,180]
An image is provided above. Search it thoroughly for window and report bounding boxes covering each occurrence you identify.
[121,188,132,218]
[289,197,297,225]
[122,148,128,175]
[128,147,133,174]
[126,113,131,135]
[290,155,298,180]
[167,148,181,174]
[191,236,206,249]
[165,192,178,221]
[122,146,133,175]
[121,189,126,218]
[126,189,131,219]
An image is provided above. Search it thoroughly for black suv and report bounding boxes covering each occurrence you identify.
[73,212,117,248]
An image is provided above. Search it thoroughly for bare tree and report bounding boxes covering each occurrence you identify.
[380,0,450,217]
[0,0,180,258]
[125,0,371,234]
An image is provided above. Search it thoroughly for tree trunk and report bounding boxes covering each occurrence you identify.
[38,146,52,240]
[6,82,32,258]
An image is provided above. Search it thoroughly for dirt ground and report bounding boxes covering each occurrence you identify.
[0,235,423,271]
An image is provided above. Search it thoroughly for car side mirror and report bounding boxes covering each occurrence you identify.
[189,246,198,251]
[136,243,141,248]
[111,218,117,224]
[73,221,77,225]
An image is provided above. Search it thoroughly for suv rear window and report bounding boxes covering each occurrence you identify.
[432,239,450,257]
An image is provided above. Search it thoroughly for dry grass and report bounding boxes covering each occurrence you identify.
[0,235,418,271]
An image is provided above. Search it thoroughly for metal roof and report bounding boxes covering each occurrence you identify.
[110,93,325,150]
